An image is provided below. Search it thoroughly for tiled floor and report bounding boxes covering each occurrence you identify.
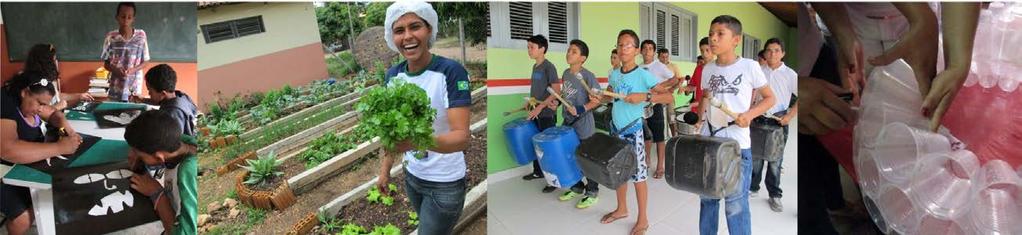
[488,124,799,235]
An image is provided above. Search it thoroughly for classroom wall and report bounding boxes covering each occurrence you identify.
[486,2,797,174]
[196,2,328,110]
[0,24,199,101]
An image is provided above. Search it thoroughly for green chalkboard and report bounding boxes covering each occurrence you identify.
[1,2,196,62]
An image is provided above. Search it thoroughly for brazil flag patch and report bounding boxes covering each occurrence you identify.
[457,80,470,91]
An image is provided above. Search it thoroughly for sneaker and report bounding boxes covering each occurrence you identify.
[522,173,543,181]
[542,185,557,193]
[750,190,759,198]
[769,197,783,212]
[559,191,580,201]
[576,196,598,209]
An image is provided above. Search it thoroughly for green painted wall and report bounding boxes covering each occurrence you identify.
[487,2,796,174]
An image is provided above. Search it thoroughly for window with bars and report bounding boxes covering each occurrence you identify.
[639,3,697,62]
[488,2,578,51]
[743,34,762,60]
[201,16,265,43]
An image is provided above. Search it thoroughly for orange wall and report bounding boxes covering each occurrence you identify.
[1,24,198,100]
[197,42,328,111]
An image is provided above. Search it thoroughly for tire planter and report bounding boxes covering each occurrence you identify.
[217,151,257,176]
[235,171,298,210]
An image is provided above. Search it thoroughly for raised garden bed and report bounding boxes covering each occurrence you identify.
[300,121,488,235]
[234,152,297,210]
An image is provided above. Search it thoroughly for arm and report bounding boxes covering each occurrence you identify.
[430,107,470,153]
[781,100,798,126]
[812,3,865,102]
[153,186,177,234]
[1,120,78,163]
[924,2,979,131]
[172,156,198,235]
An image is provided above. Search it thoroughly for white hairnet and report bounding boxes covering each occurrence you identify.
[384,1,439,53]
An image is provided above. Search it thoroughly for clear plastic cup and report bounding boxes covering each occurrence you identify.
[862,193,891,234]
[856,101,929,149]
[918,213,967,235]
[964,160,1022,235]
[874,122,952,186]
[856,149,883,198]
[863,59,923,110]
[908,150,980,220]
[876,185,924,234]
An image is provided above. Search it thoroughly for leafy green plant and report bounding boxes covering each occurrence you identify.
[317,211,344,232]
[380,196,394,206]
[340,223,367,235]
[355,80,436,158]
[245,206,268,225]
[240,151,282,186]
[211,119,244,136]
[226,189,238,199]
[366,185,382,203]
[369,224,401,235]
[406,211,419,226]
[387,183,398,192]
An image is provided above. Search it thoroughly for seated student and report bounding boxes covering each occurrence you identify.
[1,71,83,235]
[143,64,197,136]
[23,43,93,110]
[556,39,604,209]
[124,110,198,235]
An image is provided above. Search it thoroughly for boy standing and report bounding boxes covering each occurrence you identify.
[102,2,150,102]
[555,39,603,209]
[697,15,776,235]
[638,40,674,179]
[522,34,561,193]
[124,111,198,235]
[144,64,198,136]
[689,37,714,113]
[598,29,676,235]
[751,38,797,213]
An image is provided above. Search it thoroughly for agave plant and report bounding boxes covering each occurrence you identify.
[213,119,244,136]
[241,151,283,186]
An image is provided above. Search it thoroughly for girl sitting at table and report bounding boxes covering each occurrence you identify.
[1,71,82,235]
[23,43,94,110]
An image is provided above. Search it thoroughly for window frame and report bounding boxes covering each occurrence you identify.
[200,15,266,44]
[488,2,579,52]
[639,3,698,62]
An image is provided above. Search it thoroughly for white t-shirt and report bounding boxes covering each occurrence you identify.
[640,60,675,82]
[700,58,768,149]
[761,63,798,115]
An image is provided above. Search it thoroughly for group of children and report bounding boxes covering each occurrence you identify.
[1,2,197,234]
[518,14,796,235]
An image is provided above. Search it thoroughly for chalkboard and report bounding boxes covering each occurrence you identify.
[1,2,197,62]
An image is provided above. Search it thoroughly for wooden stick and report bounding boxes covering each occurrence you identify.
[594,88,627,99]
[574,73,597,97]
[504,97,539,116]
[709,97,740,120]
[545,87,572,107]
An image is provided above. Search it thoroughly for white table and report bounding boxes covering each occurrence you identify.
[3,113,161,234]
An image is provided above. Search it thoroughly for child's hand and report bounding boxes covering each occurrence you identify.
[130,173,163,196]
[56,133,82,154]
[526,107,542,120]
[868,3,939,98]
[736,112,752,128]
[798,78,856,135]
[922,66,968,132]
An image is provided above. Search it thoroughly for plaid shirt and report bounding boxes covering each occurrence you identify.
[101,29,150,101]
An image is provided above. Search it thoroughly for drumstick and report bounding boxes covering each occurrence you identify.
[545,87,572,107]
[764,114,783,121]
[709,97,740,120]
[593,88,628,99]
[575,73,598,97]
[504,97,538,116]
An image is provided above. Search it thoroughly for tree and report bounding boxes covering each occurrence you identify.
[316,2,366,47]
[362,2,391,29]
[433,2,488,45]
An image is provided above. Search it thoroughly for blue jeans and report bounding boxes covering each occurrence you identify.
[752,115,789,198]
[699,149,752,235]
[404,169,467,235]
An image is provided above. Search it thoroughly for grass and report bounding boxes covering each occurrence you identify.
[204,205,268,235]
[326,50,361,78]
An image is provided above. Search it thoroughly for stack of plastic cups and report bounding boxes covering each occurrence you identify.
[963,160,1022,235]
[909,150,979,235]
[874,122,951,187]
